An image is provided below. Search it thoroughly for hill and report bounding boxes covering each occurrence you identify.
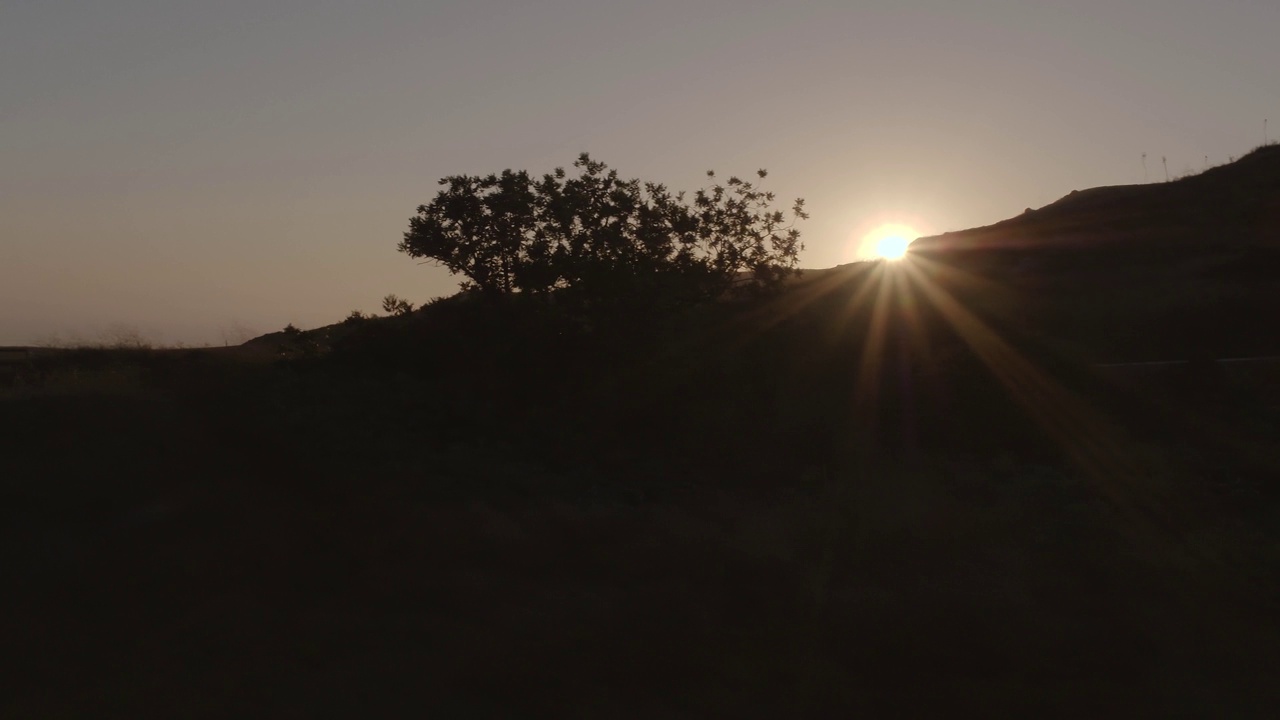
[920,144,1280,253]
[3,149,1280,716]
[910,144,1280,361]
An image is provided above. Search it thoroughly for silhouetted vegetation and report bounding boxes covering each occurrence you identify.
[3,150,1280,716]
[380,293,415,316]
[400,154,807,319]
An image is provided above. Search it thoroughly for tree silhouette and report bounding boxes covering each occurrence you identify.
[399,154,806,310]
[381,294,415,316]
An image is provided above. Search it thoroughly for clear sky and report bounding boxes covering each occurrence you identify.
[3,0,1278,346]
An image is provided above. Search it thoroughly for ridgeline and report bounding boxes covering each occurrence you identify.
[3,148,1279,716]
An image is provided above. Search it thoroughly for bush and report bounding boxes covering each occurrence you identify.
[381,294,415,316]
[399,154,807,312]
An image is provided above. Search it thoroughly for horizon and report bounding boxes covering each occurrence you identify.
[4,0,1279,346]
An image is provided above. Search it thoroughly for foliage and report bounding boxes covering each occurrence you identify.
[381,294,416,316]
[275,323,321,359]
[102,325,153,350]
[399,154,807,310]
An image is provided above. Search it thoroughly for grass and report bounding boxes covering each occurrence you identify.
[5,465,1276,716]
[2,338,1278,716]
[6,143,1280,713]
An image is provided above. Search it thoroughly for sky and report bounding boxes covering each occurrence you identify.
[3,0,1278,346]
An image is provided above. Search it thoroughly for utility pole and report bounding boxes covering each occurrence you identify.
[1141,152,1148,183]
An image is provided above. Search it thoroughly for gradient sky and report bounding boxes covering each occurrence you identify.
[4,0,1278,345]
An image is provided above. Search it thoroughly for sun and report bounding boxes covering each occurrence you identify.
[876,234,911,260]
[863,223,919,260]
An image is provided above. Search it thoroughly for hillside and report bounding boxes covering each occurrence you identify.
[916,143,1280,253]
[4,149,1280,716]
[233,144,1280,365]
[909,144,1280,361]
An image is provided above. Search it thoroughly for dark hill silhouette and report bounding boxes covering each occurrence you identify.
[241,146,1280,365]
[207,144,1280,487]
[915,143,1280,253]
[909,144,1280,362]
[5,148,1280,717]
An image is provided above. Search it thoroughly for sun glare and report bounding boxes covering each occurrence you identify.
[876,235,911,260]
[863,223,919,260]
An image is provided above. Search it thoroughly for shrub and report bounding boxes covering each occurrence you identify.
[399,154,807,312]
[381,294,416,316]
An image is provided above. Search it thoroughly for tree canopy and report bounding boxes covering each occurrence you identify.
[399,154,807,309]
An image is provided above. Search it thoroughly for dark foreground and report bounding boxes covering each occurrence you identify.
[7,475,1279,717]
[10,146,1280,717]
[3,342,1278,718]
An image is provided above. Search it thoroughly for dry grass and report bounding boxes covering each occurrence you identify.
[4,420,1277,716]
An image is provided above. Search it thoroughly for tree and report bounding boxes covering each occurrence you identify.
[381,294,415,316]
[398,154,807,309]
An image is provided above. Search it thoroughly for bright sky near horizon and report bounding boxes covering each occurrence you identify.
[3,0,1278,345]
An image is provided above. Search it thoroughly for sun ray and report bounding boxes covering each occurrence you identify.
[894,258,1197,539]
[854,265,897,416]
[903,262,1239,545]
